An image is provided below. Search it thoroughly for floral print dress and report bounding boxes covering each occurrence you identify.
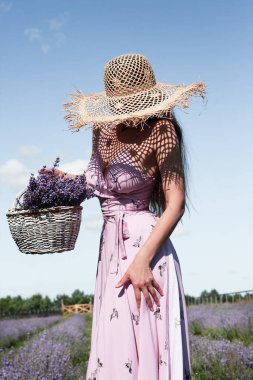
[85,120,191,380]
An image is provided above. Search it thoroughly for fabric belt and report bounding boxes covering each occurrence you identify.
[100,198,150,274]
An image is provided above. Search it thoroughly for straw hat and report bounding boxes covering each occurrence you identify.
[63,53,207,131]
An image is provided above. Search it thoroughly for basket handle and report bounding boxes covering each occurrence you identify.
[11,187,28,210]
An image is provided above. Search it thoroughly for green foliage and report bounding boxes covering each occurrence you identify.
[0,290,94,318]
[84,313,92,375]
[186,289,253,305]
[200,289,219,299]
[70,315,87,369]
[190,320,253,347]
[191,356,253,380]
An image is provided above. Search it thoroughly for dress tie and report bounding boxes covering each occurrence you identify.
[100,198,150,274]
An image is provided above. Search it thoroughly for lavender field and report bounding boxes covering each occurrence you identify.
[0,315,62,349]
[0,314,87,380]
[188,302,253,379]
[0,303,253,379]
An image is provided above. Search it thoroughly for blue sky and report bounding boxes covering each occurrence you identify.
[0,0,252,299]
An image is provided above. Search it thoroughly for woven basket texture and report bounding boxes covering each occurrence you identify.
[6,205,82,254]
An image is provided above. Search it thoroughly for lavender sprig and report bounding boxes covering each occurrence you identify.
[21,157,95,210]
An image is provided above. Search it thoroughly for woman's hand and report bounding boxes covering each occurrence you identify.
[39,168,79,181]
[115,253,164,312]
[38,167,64,179]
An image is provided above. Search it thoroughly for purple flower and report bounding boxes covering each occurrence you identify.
[20,157,95,210]
[0,315,86,379]
[0,316,62,348]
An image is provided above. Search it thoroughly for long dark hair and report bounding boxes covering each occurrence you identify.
[148,110,191,218]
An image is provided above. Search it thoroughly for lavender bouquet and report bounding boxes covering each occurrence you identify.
[18,157,95,211]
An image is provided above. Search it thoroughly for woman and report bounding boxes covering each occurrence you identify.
[42,53,206,379]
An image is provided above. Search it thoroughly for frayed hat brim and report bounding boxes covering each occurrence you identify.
[63,81,207,131]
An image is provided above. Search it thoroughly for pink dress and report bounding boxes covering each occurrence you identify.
[85,125,191,380]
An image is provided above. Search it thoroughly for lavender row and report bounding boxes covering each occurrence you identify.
[0,314,86,380]
[190,332,253,378]
[0,315,63,348]
[188,302,253,331]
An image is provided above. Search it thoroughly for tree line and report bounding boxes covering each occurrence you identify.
[185,288,253,305]
[1,288,252,318]
[0,289,93,318]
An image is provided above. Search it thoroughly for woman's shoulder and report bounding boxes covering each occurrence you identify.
[146,117,178,147]
[148,116,176,133]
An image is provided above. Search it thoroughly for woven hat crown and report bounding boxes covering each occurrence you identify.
[63,53,207,130]
[104,54,157,98]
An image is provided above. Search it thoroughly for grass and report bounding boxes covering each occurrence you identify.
[189,320,253,347]
[191,356,253,380]
[84,312,92,376]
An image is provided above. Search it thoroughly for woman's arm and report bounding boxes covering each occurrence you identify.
[138,181,185,263]
[115,119,185,311]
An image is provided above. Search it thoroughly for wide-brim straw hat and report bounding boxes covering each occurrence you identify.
[63,53,207,131]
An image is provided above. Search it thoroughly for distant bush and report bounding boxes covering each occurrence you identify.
[0,290,93,318]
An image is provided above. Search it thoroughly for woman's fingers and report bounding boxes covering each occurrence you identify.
[131,266,164,312]
[147,284,160,307]
[38,168,53,175]
[141,286,154,311]
[152,278,164,297]
[133,280,164,312]
[133,286,142,311]
[38,168,62,178]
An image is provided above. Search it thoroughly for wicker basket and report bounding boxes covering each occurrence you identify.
[6,188,83,254]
